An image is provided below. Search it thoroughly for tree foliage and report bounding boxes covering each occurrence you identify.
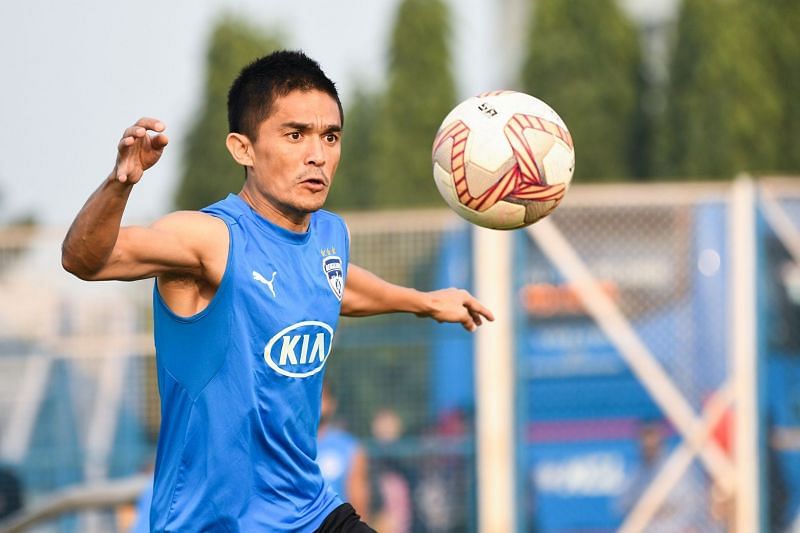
[370,0,457,207]
[174,17,282,210]
[325,88,381,211]
[754,0,800,173]
[519,0,643,182]
[655,0,782,179]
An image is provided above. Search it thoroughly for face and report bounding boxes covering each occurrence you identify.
[640,425,662,462]
[242,89,342,228]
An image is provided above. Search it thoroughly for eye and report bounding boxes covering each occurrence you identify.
[288,131,302,140]
[324,133,339,144]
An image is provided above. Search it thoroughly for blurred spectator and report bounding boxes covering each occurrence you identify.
[129,473,154,533]
[0,464,23,519]
[370,408,413,533]
[116,461,154,533]
[317,383,370,521]
[617,420,717,533]
[414,409,471,533]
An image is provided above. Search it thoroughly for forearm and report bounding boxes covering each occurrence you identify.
[61,172,133,278]
[340,265,433,317]
[343,284,432,317]
[341,264,493,330]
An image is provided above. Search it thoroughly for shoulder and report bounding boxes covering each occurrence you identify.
[201,194,248,224]
[315,210,350,239]
[151,211,227,237]
[150,211,229,259]
[315,209,346,226]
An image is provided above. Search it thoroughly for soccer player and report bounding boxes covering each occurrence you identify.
[61,50,493,532]
[317,383,370,522]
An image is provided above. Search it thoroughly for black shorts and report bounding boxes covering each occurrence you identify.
[314,503,376,533]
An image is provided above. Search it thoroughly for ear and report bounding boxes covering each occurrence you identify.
[225,133,254,166]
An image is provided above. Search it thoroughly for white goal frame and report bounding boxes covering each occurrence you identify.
[472,178,783,533]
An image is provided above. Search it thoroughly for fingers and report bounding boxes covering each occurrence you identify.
[115,118,168,183]
[464,296,495,323]
[464,293,494,332]
[469,309,483,327]
[428,287,494,332]
[151,133,169,150]
[119,118,166,145]
[120,118,164,139]
[459,291,494,332]
[134,117,165,132]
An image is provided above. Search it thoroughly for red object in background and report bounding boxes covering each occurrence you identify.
[710,405,734,458]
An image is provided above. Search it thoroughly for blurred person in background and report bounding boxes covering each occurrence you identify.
[413,409,471,533]
[370,408,414,533]
[617,420,718,533]
[115,463,154,532]
[0,463,23,520]
[129,468,154,533]
[61,49,493,532]
[317,382,371,521]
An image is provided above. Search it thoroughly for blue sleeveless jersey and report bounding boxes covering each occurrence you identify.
[317,427,360,501]
[150,194,348,532]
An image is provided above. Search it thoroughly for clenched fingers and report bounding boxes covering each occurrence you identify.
[134,117,165,132]
[115,118,168,183]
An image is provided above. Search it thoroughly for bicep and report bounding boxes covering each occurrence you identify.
[88,212,226,281]
[340,264,378,315]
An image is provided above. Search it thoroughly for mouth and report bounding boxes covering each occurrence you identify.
[299,175,329,191]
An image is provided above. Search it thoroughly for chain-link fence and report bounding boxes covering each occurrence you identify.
[1,179,799,532]
[760,179,800,533]
[512,184,733,532]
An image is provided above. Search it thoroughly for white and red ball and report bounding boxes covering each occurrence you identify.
[432,91,575,230]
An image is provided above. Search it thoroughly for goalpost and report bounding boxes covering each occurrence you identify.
[472,179,767,533]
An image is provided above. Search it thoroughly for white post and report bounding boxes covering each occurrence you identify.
[1,354,52,463]
[730,175,760,533]
[473,226,516,533]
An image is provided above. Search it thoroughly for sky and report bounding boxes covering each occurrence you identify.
[0,0,676,226]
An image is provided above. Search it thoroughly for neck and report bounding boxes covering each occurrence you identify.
[238,186,310,233]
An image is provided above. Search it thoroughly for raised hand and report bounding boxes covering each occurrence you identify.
[114,117,169,184]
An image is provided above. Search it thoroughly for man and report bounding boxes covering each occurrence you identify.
[0,464,23,520]
[617,420,716,532]
[317,383,370,521]
[61,50,493,532]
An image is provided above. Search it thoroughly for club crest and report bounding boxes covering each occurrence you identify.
[322,255,344,301]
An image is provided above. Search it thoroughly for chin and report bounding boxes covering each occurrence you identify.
[303,193,330,212]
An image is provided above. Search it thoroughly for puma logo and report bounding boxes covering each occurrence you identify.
[253,270,277,298]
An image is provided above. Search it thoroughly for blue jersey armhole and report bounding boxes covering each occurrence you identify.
[153,214,235,323]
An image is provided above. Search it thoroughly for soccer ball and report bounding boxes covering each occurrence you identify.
[432,91,575,230]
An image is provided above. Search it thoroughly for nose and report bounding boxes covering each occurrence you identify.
[305,136,325,167]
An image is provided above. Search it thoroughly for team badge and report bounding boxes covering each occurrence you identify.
[322,255,344,301]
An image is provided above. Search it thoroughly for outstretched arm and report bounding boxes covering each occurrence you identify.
[340,264,494,331]
[62,117,169,279]
[61,118,225,283]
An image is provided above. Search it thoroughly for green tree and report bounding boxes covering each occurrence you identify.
[371,0,456,207]
[325,87,381,210]
[755,0,800,173]
[174,17,282,210]
[655,0,782,179]
[520,0,643,181]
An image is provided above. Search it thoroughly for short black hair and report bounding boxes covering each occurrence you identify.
[227,50,343,141]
